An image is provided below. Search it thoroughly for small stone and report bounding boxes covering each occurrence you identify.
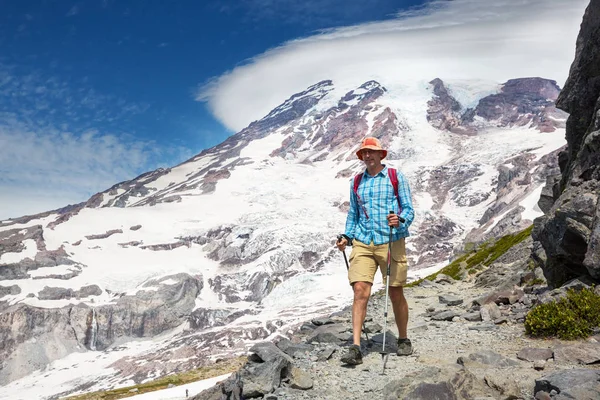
[493,317,508,325]
[426,306,436,312]
[129,388,139,393]
[534,360,546,370]
[317,347,336,361]
[311,317,334,326]
[535,391,551,400]
[167,383,175,388]
[462,312,482,322]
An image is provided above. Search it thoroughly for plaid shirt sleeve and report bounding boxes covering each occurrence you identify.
[397,171,414,227]
[344,179,359,240]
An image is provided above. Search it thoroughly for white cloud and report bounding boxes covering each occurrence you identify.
[0,119,155,220]
[0,66,193,220]
[66,5,80,17]
[198,0,589,132]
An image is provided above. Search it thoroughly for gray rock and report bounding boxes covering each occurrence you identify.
[431,310,461,321]
[484,374,521,399]
[419,279,436,288]
[468,323,498,332]
[306,324,347,344]
[37,286,75,300]
[457,350,520,367]
[535,391,552,400]
[289,367,312,390]
[554,344,600,365]
[535,369,600,400]
[534,360,546,370]
[480,303,502,322]
[0,285,21,298]
[384,365,493,399]
[439,294,463,306]
[434,274,455,284]
[275,338,313,358]
[409,322,429,333]
[364,321,382,333]
[242,342,292,398]
[317,347,336,361]
[517,347,554,362]
[85,229,123,240]
[311,317,334,326]
[462,312,482,322]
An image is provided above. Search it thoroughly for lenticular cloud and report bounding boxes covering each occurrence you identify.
[197,0,589,132]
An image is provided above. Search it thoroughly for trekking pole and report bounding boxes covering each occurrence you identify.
[380,212,406,374]
[337,236,369,342]
[380,211,395,374]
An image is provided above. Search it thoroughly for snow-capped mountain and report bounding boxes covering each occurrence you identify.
[0,76,566,399]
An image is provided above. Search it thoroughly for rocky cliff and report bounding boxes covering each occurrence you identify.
[533,0,600,287]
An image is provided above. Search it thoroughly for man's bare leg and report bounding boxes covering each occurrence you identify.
[352,281,372,345]
[389,285,408,339]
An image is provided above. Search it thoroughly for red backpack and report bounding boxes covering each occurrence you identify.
[353,168,402,219]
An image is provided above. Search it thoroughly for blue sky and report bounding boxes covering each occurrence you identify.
[0,0,589,219]
[0,0,425,219]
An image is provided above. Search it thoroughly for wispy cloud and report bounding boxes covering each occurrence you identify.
[198,0,589,132]
[216,0,399,26]
[0,64,192,220]
[66,5,80,17]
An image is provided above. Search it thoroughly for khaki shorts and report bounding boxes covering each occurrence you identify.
[348,238,408,287]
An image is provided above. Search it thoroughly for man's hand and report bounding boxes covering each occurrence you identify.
[336,236,347,252]
[387,213,400,227]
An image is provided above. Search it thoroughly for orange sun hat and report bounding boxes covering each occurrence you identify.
[356,137,387,160]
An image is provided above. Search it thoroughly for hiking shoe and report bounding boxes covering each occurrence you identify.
[340,344,363,365]
[397,338,413,356]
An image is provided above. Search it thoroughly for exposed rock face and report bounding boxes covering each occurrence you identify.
[467,78,566,133]
[533,0,600,287]
[427,78,474,135]
[427,77,568,134]
[37,285,102,301]
[0,273,202,384]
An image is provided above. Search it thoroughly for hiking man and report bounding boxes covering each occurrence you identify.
[336,136,415,365]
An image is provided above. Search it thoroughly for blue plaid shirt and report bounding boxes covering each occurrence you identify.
[344,165,414,246]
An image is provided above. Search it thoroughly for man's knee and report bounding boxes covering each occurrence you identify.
[353,281,371,302]
[389,286,407,303]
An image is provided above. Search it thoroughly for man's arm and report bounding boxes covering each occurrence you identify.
[343,180,359,244]
[397,171,415,227]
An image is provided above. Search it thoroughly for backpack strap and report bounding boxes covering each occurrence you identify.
[387,168,403,215]
[353,173,370,219]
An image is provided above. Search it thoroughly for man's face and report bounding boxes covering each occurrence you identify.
[360,149,384,167]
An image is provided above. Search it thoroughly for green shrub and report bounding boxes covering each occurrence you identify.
[525,287,600,340]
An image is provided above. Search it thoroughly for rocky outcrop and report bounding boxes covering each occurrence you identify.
[427,78,474,135]
[533,0,600,287]
[37,285,102,301]
[466,78,567,133]
[85,229,123,240]
[0,245,79,281]
[427,77,568,134]
[0,273,202,385]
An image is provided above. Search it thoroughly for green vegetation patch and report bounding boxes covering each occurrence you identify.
[406,225,533,287]
[525,287,600,340]
[63,356,246,400]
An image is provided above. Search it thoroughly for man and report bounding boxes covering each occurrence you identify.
[336,136,415,365]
